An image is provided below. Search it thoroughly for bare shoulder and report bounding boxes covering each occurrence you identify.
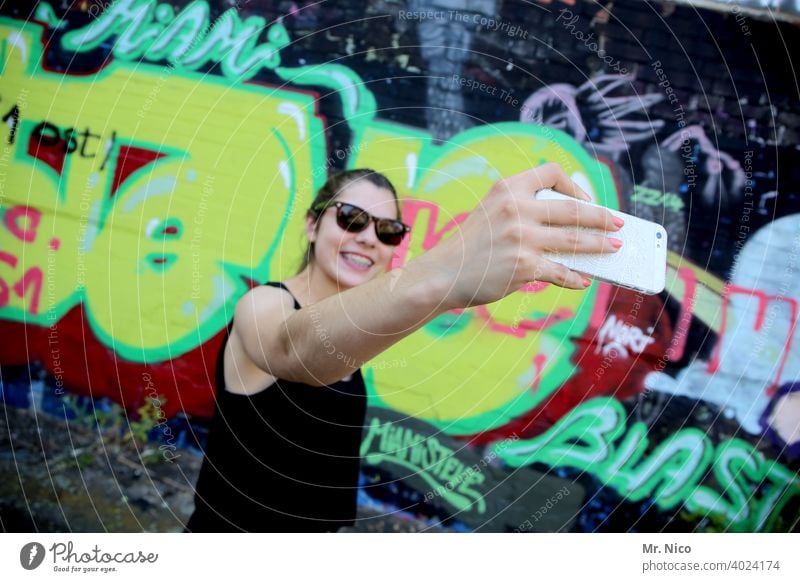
[232,285,297,366]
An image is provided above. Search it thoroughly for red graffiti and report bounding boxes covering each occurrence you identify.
[111,145,167,198]
[708,283,798,397]
[665,267,697,361]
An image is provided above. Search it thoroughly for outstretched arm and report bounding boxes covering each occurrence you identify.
[238,164,622,387]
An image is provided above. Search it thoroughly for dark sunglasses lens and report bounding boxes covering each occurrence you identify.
[337,204,369,231]
[376,220,406,246]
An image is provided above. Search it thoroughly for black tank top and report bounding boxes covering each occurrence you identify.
[186,281,367,532]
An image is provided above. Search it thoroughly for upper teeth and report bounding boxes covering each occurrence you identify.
[343,253,372,267]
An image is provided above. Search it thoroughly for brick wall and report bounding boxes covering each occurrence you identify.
[1,0,798,532]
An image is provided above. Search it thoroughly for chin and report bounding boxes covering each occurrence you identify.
[337,269,376,287]
[323,265,369,288]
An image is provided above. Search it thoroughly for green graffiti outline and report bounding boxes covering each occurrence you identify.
[275,64,377,123]
[1,17,329,362]
[5,13,798,534]
[361,416,487,514]
[495,398,626,468]
[347,118,614,434]
[421,309,474,338]
[215,126,313,288]
[615,428,713,507]
[498,397,800,531]
[95,125,308,363]
[11,119,77,205]
[60,0,289,81]
[685,439,800,532]
[33,3,64,30]
[97,139,189,232]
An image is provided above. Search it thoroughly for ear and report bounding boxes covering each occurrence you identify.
[305,213,317,243]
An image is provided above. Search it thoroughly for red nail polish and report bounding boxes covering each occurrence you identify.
[613,216,624,228]
[583,277,591,287]
[610,238,623,248]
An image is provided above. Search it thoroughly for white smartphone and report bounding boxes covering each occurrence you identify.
[534,188,667,295]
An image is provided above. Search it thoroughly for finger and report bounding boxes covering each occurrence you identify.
[539,227,623,254]
[533,199,622,232]
[493,162,592,201]
[533,259,590,290]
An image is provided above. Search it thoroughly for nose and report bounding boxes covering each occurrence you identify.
[354,221,378,246]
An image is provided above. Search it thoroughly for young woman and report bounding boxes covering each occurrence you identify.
[185,164,623,532]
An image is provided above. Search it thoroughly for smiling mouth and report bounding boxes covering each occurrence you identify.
[341,252,374,270]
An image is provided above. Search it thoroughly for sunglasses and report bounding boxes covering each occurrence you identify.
[315,201,410,246]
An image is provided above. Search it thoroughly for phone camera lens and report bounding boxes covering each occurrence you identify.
[656,232,662,239]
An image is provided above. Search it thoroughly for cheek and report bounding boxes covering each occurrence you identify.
[318,224,348,252]
[380,248,396,267]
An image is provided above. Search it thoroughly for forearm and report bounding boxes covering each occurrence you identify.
[276,256,450,386]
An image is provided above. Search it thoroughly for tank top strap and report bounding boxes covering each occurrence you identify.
[213,282,301,395]
[263,281,302,310]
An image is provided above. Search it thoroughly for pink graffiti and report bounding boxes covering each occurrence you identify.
[474,304,574,338]
[708,283,798,397]
[0,251,19,268]
[0,250,43,313]
[661,125,745,205]
[4,206,41,243]
[588,281,613,329]
[520,75,665,158]
[390,200,469,268]
[1,206,50,314]
[13,267,43,315]
[530,352,547,396]
[521,281,550,293]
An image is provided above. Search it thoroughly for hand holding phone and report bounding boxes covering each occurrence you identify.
[534,189,667,295]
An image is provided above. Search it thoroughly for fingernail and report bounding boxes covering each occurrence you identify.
[583,277,591,288]
[609,237,623,249]
[583,192,593,201]
[613,216,624,228]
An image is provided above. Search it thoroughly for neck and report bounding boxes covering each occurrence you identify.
[286,263,350,306]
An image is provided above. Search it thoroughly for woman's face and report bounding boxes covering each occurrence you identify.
[305,179,400,288]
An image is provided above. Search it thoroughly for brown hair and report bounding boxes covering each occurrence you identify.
[295,169,400,275]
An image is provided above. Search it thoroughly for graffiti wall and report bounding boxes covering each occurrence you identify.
[1,0,799,532]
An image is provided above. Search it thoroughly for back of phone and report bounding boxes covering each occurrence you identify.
[534,189,668,295]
